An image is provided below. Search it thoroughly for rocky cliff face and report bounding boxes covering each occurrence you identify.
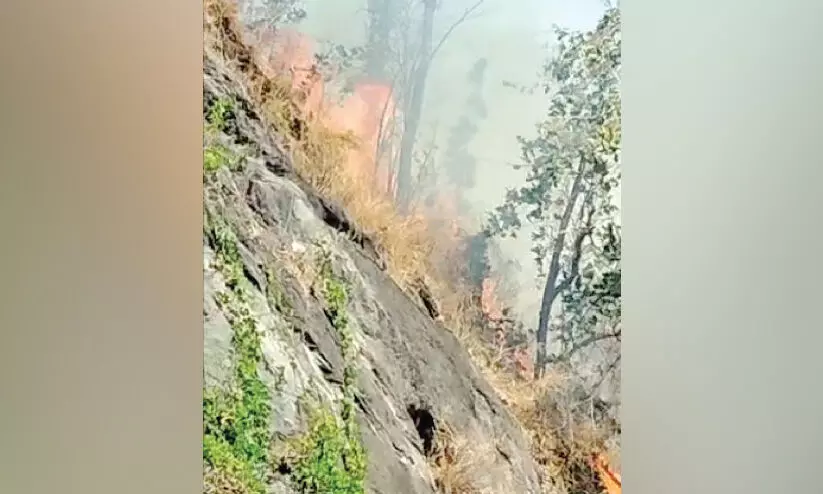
[203,46,542,494]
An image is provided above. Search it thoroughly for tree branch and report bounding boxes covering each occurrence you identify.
[550,328,621,364]
[534,165,587,377]
[554,202,595,296]
[584,353,621,401]
[429,0,484,61]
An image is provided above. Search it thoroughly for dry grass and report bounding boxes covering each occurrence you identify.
[279,114,433,287]
[430,287,621,494]
[484,366,619,494]
[270,241,320,295]
[204,466,250,494]
[203,3,620,492]
[439,289,620,494]
[205,0,431,289]
[429,421,496,494]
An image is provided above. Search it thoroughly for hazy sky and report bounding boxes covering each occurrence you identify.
[465,0,605,32]
[299,0,607,57]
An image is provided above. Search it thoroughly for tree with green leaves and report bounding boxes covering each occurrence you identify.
[486,9,621,379]
[241,0,307,29]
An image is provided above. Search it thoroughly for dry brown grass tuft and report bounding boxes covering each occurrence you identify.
[204,466,249,494]
[287,120,433,286]
[429,264,621,494]
[501,371,619,494]
[430,422,496,494]
[451,319,620,494]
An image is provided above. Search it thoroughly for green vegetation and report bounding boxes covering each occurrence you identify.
[203,215,272,494]
[204,144,236,173]
[289,252,366,494]
[207,97,234,131]
[291,406,367,494]
[204,97,243,175]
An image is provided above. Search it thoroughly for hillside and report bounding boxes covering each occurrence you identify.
[202,2,619,494]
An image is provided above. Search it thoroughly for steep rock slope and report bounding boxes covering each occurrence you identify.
[203,46,542,494]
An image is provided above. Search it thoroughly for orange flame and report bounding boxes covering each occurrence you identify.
[256,26,398,198]
[257,28,324,113]
[481,278,503,323]
[326,80,397,196]
[591,453,621,494]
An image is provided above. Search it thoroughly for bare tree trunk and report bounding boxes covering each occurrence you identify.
[534,170,586,378]
[395,0,436,212]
